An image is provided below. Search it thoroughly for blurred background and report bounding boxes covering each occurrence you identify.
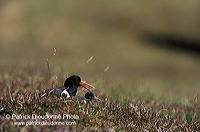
[0,0,200,101]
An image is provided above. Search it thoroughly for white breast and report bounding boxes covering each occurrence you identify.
[61,90,70,98]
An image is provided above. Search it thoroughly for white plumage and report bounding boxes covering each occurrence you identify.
[61,90,70,98]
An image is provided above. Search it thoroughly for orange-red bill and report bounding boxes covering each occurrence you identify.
[79,81,96,92]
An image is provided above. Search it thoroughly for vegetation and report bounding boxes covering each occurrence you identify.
[0,1,200,131]
[0,76,199,131]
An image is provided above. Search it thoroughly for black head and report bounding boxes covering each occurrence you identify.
[64,75,81,87]
[85,91,94,101]
[64,75,96,97]
[85,91,100,101]
[64,75,96,91]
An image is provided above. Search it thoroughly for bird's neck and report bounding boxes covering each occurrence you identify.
[67,86,78,96]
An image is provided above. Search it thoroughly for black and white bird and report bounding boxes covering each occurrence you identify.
[71,91,101,103]
[40,75,96,98]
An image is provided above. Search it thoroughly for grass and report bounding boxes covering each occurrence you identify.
[0,0,200,131]
[0,72,199,131]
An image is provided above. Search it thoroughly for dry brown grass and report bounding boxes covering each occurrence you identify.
[0,76,199,131]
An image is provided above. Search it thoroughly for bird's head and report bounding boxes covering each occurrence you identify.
[85,91,100,101]
[64,75,96,91]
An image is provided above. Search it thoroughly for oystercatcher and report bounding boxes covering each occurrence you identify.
[40,75,96,98]
[71,91,101,102]
[85,91,100,101]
